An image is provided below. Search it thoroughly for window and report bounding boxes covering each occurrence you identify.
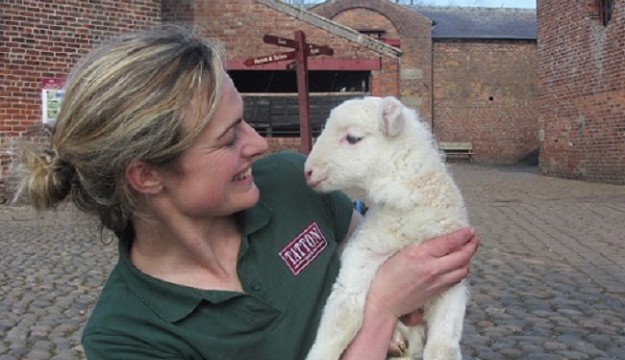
[229,70,369,93]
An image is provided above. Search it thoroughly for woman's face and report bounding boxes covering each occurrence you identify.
[158,72,269,219]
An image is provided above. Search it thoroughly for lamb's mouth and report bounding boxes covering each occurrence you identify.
[306,176,329,190]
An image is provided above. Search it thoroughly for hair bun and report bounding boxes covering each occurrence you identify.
[43,148,77,188]
[15,147,76,208]
[42,148,58,164]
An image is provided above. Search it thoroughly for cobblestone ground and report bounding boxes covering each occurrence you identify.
[1,164,625,360]
[453,165,625,360]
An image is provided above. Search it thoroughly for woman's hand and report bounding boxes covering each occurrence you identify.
[366,227,479,321]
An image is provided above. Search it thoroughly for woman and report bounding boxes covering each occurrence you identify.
[18,26,478,359]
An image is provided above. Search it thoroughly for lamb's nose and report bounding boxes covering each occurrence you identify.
[304,169,313,179]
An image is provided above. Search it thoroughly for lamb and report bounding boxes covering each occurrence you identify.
[303,96,469,360]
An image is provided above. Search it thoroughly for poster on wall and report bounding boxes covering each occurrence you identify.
[42,78,65,125]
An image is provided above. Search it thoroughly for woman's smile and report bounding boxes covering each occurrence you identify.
[233,167,253,183]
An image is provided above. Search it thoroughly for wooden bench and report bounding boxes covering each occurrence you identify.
[438,142,473,163]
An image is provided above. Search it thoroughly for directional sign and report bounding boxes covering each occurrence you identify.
[263,34,297,48]
[307,45,333,56]
[244,50,296,66]
[263,34,334,56]
[243,46,332,66]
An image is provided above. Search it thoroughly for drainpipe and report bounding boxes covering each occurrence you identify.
[430,32,436,133]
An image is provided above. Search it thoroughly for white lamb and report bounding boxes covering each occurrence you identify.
[304,96,469,360]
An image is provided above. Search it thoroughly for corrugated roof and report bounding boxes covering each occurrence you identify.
[409,6,536,40]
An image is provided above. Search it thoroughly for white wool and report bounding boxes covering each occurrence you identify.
[304,96,469,360]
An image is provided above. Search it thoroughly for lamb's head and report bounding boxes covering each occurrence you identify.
[304,96,423,200]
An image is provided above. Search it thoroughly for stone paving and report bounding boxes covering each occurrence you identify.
[1,164,625,360]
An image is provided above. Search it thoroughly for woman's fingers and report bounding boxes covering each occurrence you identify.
[435,234,479,272]
[368,228,479,319]
[418,227,476,258]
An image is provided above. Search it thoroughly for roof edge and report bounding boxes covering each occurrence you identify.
[435,36,537,41]
[255,0,403,59]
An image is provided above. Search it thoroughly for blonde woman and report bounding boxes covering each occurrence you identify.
[18,27,478,360]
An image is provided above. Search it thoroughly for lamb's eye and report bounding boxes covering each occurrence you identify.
[346,135,362,145]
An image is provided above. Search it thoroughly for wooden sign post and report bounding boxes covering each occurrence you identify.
[244,31,333,154]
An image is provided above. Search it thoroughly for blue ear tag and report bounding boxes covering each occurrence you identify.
[353,199,367,215]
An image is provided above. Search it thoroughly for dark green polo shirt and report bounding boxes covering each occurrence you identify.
[82,151,354,360]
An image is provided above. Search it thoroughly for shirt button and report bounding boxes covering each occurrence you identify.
[251,280,262,291]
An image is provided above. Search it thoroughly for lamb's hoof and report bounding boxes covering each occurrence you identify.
[387,332,409,358]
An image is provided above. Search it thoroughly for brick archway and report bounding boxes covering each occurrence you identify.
[312,0,434,123]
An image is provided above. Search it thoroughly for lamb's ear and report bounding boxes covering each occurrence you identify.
[378,96,406,137]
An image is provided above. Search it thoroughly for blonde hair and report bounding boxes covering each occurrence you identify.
[17,26,225,233]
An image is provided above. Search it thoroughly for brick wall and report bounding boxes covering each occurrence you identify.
[433,40,539,164]
[0,0,162,201]
[325,7,402,99]
[537,0,625,184]
[314,0,434,122]
[189,0,403,155]
[311,2,539,164]
[193,1,389,73]
[0,0,543,200]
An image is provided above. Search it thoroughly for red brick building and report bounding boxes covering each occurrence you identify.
[1,0,539,201]
[537,0,625,184]
[1,0,163,201]
[421,6,538,164]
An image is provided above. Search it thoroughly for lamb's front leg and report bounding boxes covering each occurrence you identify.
[305,245,387,360]
[388,322,426,360]
[423,280,468,360]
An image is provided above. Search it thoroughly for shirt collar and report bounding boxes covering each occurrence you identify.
[238,200,272,236]
[116,201,273,323]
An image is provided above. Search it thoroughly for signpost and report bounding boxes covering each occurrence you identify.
[262,34,333,56]
[244,31,333,154]
[243,50,296,67]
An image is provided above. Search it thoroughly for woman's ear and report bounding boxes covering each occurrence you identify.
[125,160,163,195]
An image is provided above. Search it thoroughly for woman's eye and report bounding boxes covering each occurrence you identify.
[225,121,244,147]
[225,130,239,147]
[346,135,362,145]
[226,133,238,147]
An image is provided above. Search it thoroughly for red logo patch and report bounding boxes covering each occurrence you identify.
[279,223,328,275]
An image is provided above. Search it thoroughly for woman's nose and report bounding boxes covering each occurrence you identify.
[243,121,268,157]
